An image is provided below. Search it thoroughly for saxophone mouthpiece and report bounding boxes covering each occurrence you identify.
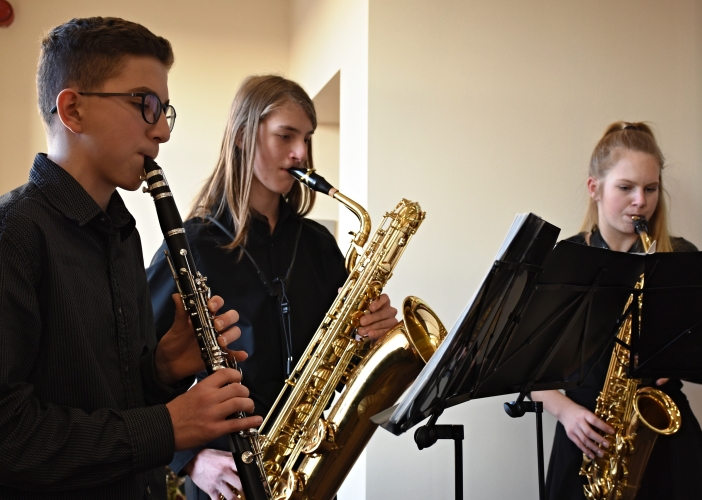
[289,167,336,196]
[632,215,649,236]
[632,215,656,253]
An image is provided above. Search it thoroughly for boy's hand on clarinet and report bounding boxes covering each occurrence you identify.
[166,368,262,451]
[155,294,244,385]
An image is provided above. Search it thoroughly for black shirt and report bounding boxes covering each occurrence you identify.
[0,154,188,499]
[146,200,347,473]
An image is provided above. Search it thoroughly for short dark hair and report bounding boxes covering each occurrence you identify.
[37,17,174,125]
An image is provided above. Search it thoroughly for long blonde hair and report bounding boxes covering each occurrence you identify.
[580,121,673,252]
[189,75,317,250]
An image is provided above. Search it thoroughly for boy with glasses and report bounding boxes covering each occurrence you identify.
[0,17,260,499]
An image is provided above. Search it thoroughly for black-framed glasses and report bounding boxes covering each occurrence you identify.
[50,92,176,131]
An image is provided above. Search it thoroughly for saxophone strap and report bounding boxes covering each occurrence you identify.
[206,215,303,376]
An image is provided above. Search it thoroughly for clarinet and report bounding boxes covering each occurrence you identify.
[142,157,271,500]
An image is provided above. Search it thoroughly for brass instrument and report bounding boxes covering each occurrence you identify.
[259,168,447,499]
[580,216,681,500]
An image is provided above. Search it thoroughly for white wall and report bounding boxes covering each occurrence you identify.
[366,1,702,499]
[289,0,369,254]
[287,2,370,498]
[308,71,341,230]
[0,0,290,262]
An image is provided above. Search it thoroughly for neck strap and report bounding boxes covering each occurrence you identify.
[206,215,303,376]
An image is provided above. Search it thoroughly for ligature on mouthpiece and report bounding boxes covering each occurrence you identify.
[289,167,336,196]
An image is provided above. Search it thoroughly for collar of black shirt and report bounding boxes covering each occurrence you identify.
[249,196,296,237]
[30,153,136,240]
[590,227,644,254]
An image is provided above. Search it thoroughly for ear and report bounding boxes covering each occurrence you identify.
[54,89,83,134]
[586,176,600,201]
[234,127,245,150]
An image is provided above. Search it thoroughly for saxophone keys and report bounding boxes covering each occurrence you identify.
[273,470,305,500]
[302,418,338,455]
[350,310,365,324]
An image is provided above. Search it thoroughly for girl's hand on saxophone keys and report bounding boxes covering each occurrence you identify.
[357,293,399,341]
[155,294,241,385]
[532,389,614,460]
[182,449,242,500]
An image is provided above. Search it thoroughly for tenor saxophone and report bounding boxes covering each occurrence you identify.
[142,157,273,500]
[580,216,681,500]
[259,168,447,500]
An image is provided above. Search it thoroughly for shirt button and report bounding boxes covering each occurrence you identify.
[146,485,151,495]
[118,307,122,315]
[124,365,129,372]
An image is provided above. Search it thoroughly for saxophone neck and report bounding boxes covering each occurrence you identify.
[632,215,655,253]
[331,191,371,272]
[289,167,371,273]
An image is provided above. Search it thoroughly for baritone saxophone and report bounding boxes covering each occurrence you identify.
[259,168,448,499]
[580,216,681,500]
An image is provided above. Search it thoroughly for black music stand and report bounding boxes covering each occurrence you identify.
[372,215,653,500]
[627,251,702,379]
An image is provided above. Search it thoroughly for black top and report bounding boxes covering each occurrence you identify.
[546,230,702,500]
[146,200,347,473]
[0,154,188,499]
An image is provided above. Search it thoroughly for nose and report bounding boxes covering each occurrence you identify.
[631,187,646,207]
[149,112,171,144]
[291,138,308,164]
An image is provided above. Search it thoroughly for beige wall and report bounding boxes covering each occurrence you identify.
[0,0,290,261]
[366,1,702,499]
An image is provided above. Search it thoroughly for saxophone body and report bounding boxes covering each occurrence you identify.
[580,217,681,500]
[260,169,447,499]
[142,157,272,500]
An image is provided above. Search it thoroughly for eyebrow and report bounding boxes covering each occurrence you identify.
[129,86,170,105]
[277,125,314,135]
[614,179,660,186]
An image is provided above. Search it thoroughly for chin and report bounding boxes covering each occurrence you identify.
[278,180,296,194]
[120,176,146,192]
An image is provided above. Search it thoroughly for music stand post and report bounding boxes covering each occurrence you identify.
[504,395,545,500]
[413,409,465,500]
